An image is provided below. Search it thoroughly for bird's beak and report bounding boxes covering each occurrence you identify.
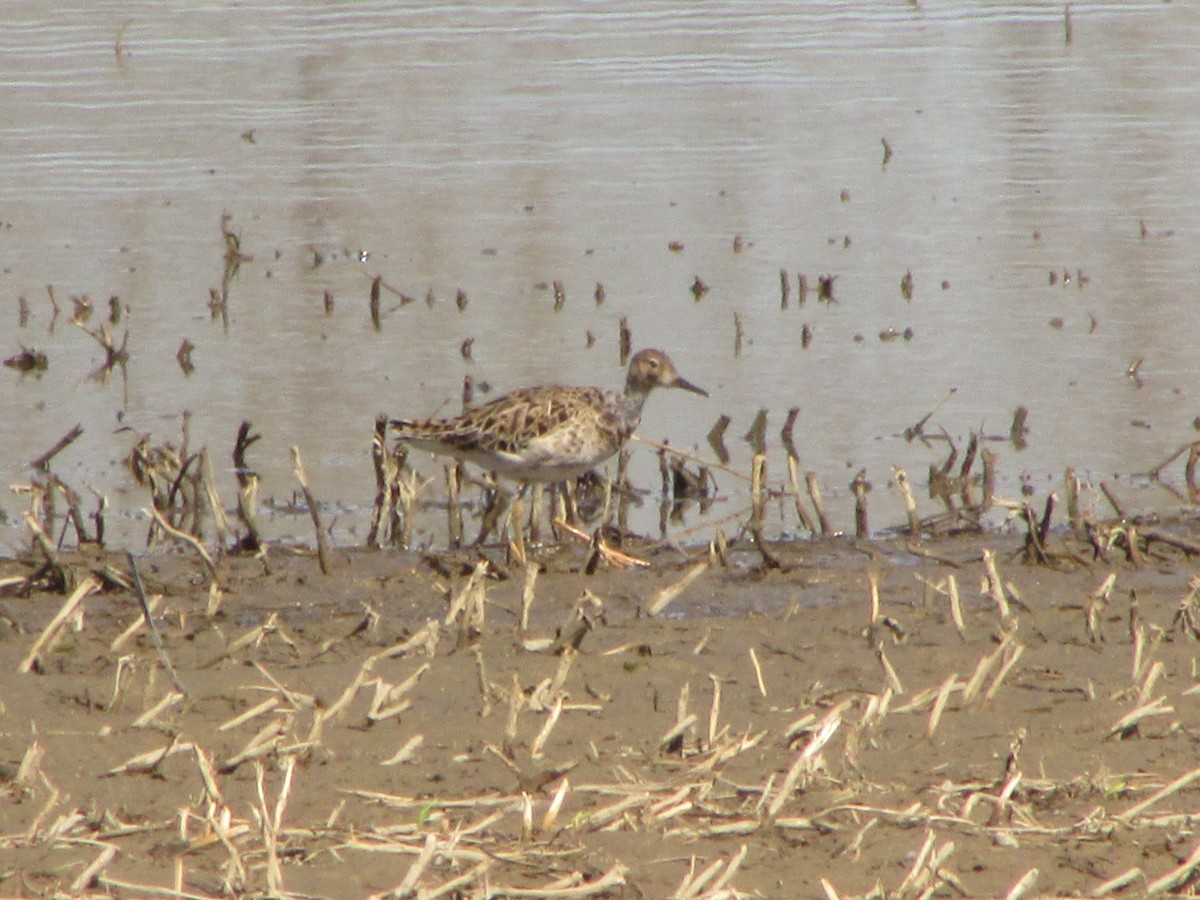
[673,377,708,398]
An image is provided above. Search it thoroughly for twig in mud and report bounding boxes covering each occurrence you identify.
[290,446,329,574]
[127,552,188,695]
[1148,440,1196,480]
[904,389,957,442]
[1100,480,1127,520]
[29,424,83,471]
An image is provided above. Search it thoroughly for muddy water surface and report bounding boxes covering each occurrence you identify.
[3,1,1200,547]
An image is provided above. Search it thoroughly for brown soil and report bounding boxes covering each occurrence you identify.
[3,527,1200,898]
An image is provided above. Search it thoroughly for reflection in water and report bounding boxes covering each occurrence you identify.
[2,2,1200,549]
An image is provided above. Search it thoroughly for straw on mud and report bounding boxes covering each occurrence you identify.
[132,690,184,728]
[1108,696,1173,738]
[983,642,1024,703]
[767,715,841,820]
[110,591,164,652]
[17,573,101,674]
[942,574,967,640]
[541,776,570,834]
[488,863,627,898]
[382,735,424,767]
[1146,836,1200,894]
[647,561,708,617]
[707,674,722,747]
[980,548,1011,619]
[105,737,196,776]
[1093,867,1145,897]
[1003,867,1039,900]
[1116,763,1200,823]
[446,559,489,626]
[530,695,565,760]
[69,843,119,895]
[291,446,330,574]
[926,673,960,739]
[748,647,767,697]
[218,696,279,732]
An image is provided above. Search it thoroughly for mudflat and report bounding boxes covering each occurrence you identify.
[3,525,1200,898]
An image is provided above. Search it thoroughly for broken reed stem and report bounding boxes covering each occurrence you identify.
[851,469,870,539]
[1100,480,1127,519]
[980,549,1011,619]
[199,448,233,547]
[291,446,330,575]
[749,453,781,569]
[232,421,263,552]
[23,511,68,589]
[893,466,920,534]
[368,415,396,548]
[786,455,818,536]
[806,470,832,535]
[947,574,967,640]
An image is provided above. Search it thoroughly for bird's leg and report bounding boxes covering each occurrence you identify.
[562,479,581,527]
[526,482,543,543]
[474,474,511,547]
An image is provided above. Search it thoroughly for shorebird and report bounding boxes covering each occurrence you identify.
[390,349,707,482]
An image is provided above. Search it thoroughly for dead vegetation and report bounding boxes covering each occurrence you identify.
[7,522,1200,897]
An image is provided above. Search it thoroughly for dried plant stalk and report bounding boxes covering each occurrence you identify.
[17,574,102,674]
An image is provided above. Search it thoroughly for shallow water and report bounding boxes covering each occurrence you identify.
[3,1,1200,548]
